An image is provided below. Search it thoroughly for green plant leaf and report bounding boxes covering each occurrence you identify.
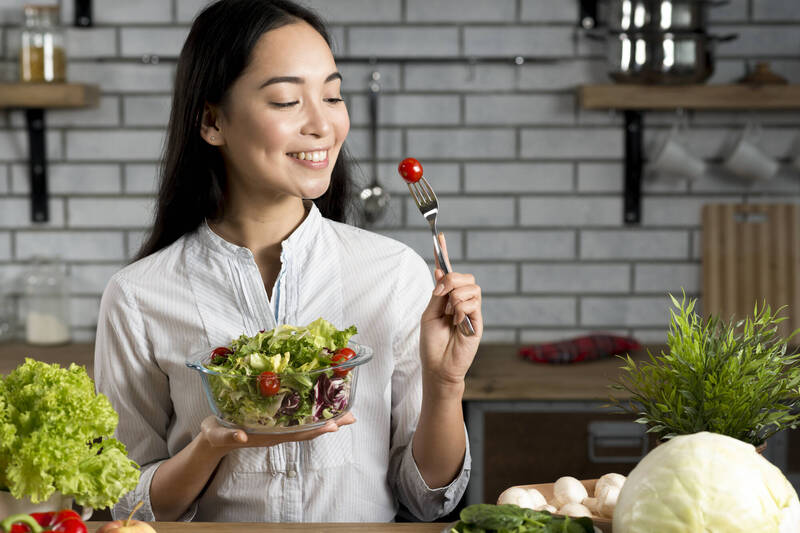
[608,294,800,445]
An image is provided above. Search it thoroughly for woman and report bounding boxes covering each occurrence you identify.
[94,0,482,524]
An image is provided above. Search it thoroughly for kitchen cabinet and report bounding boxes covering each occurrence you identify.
[463,343,652,505]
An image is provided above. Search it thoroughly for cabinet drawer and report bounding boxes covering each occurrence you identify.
[465,401,659,505]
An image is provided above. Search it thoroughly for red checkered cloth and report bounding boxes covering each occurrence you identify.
[519,334,641,364]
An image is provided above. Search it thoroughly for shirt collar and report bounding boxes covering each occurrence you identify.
[198,200,323,263]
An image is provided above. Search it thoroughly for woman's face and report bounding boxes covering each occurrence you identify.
[210,21,350,204]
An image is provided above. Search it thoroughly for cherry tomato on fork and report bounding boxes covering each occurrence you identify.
[331,347,356,377]
[211,346,232,364]
[398,157,423,183]
[258,371,280,397]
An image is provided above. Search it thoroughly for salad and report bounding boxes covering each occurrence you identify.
[197,318,362,431]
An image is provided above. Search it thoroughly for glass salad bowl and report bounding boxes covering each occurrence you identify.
[186,340,373,434]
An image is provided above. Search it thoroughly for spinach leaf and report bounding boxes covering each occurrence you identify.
[452,503,595,533]
[460,504,524,529]
[543,516,595,533]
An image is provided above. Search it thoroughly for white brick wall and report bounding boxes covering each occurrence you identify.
[0,0,798,342]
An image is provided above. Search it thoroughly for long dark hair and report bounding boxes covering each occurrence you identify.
[136,0,353,260]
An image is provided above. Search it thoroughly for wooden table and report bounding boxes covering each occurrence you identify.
[85,523,448,532]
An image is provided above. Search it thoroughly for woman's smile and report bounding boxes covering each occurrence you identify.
[287,149,329,168]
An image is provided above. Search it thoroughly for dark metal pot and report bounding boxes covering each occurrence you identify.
[600,31,736,84]
[599,0,728,32]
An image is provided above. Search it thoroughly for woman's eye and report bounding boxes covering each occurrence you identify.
[270,101,299,108]
[325,97,345,104]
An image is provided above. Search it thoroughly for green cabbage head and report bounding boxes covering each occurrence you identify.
[614,431,800,533]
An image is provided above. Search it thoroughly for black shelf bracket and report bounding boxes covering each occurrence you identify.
[26,108,49,223]
[623,110,643,225]
[74,0,92,27]
[579,0,599,29]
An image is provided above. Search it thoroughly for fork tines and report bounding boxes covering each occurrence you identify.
[407,177,436,209]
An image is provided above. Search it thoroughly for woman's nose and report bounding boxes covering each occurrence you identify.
[300,101,332,137]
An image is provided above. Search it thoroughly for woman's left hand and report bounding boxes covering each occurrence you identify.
[419,233,483,390]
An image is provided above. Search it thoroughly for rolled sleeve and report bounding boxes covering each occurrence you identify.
[110,459,191,522]
[395,424,472,521]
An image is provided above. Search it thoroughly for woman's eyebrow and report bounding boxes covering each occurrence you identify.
[259,71,342,89]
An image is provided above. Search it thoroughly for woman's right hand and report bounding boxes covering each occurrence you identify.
[199,413,356,452]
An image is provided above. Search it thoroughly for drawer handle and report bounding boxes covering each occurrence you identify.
[587,421,649,463]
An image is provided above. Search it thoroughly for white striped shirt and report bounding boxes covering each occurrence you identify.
[94,202,470,523]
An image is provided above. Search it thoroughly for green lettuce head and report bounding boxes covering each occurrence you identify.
[614,431,800,533]
[0,358,140,509]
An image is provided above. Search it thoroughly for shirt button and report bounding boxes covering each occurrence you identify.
[287,470,297,478]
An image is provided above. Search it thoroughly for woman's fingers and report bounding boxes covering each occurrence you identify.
[451,293,481,326]
[433,271,475,296]
[200,413,356,449]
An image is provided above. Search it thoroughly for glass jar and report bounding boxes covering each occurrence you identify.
[19,4,66,83]
[21,258,70,346]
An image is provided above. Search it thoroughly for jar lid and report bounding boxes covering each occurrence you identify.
[24,4,60,11]
[23,4,60,19]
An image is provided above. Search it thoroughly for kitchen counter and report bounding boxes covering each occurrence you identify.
[463,343,659,401]
[85,523,448,532]
[0,342,659,400]
[0,342,95,377]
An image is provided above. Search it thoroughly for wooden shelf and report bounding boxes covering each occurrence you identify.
[0,83,100,222]
[580,83,800,110]
[0,82,99,109]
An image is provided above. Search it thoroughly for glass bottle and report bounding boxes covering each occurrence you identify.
[21,258,71,346]
[19,4,66,83]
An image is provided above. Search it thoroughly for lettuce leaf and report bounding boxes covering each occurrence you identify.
[0,358,140,509]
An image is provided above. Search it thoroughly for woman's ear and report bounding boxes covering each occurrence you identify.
[200,103,224,146]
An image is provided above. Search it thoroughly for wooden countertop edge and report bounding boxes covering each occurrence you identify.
[85,522,448,532]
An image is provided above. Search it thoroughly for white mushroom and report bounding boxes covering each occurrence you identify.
[596,484,621,518]
[558,502,593,518]
[581,496,599,514]
[552,476,588,508]
[541,504,557,513]
[594,472,626,495]
[497,486,537,509]
[524,488,547,509]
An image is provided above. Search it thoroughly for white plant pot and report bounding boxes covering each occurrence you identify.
[0,489,92,521]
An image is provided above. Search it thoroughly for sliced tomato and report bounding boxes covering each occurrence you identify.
[258,371,280,397]
[331,347,356,377]
[211,346,232,364]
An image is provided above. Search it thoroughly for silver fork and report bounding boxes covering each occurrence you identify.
[408,177,476,336]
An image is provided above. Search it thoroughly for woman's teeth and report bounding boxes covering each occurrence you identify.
[289,150,327,162]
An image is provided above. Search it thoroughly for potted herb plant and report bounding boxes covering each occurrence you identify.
[610,294,800,447]
[0,358,140,518]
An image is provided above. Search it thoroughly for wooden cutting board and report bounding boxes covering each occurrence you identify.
[702,203,800,339]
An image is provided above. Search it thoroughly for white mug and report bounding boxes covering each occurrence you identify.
[0,490,93,521]
[722,125,779,182]
[646,128,707,180]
